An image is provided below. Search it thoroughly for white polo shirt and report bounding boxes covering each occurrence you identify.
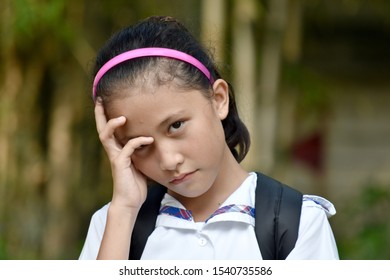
[79,173,339,260]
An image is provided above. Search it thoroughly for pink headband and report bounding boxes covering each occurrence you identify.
[92,47,213,100]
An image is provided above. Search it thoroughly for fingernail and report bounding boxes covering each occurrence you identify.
[117,116,126,122]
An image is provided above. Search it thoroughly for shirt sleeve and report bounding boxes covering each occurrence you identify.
[78,204,109,260]
[286,195,340,260]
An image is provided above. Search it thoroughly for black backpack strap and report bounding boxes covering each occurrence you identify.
[129,173,302,260]
[255,172,303,260]
[129,183,167,260]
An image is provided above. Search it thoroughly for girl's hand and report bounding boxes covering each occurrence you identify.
[94,100,154,212]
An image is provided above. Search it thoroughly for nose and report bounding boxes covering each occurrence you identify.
[157,141,184,171]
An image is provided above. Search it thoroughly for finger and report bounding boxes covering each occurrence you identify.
[94,99,127,138]
[120,136,154,158]
[94,99,127,144]
[98,116,126,142]
[94,99,108,134]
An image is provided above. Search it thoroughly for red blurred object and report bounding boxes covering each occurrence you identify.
[291,131,323,173]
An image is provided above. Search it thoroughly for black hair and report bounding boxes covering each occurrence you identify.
[93,16,250,162]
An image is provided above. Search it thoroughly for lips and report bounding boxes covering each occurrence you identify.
[169,170,197,185]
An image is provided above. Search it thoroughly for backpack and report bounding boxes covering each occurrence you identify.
[129,172,303,260]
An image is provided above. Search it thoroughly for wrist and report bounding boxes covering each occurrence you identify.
[108,201,140,218]
[97,201,139,260]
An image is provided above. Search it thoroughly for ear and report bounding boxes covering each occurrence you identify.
[211,79,229,120]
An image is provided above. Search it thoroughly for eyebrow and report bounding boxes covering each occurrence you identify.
[159,110,186,129]
[119,110,186,143]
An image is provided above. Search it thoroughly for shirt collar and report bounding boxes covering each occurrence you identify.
[156,172,257,228]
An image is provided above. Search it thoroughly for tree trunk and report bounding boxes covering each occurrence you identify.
[232,0,259,169]
[257,0,288,173]
[200,0,226,63]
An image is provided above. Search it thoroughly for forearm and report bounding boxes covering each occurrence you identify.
[97,204,139,260]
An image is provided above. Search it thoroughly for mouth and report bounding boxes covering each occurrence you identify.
[169,170,197,185]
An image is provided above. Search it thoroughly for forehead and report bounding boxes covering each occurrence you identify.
[107,82,207,114]
[105,84,211,136]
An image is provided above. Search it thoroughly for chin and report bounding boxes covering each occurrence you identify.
[172,183,212,199]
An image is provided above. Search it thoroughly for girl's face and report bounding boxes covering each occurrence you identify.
[105,79,231,199]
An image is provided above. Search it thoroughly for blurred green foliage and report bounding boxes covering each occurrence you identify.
[1,0,389,260]
[336,185,390,259]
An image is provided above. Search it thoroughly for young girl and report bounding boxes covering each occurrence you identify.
[79,16,339,260]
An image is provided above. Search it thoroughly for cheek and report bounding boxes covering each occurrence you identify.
[131,155,155,175]
[190,120,226,156]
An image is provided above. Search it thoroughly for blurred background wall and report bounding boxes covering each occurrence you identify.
[0,0,389,259]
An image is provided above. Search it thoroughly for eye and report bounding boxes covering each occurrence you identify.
[168,121,184,134]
